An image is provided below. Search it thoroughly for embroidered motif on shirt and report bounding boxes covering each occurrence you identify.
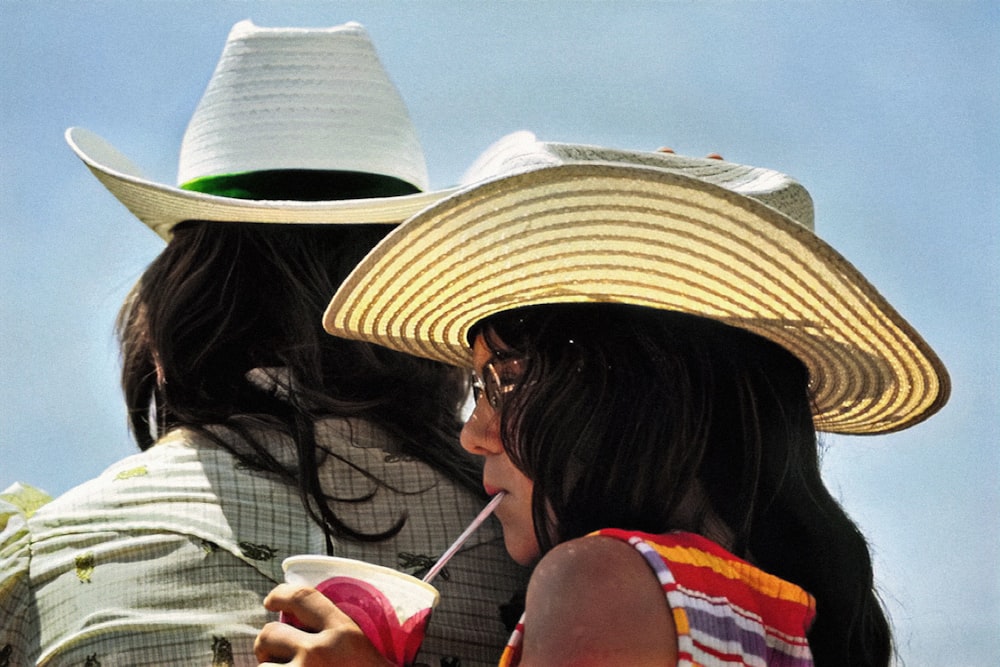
[75,552,96,582]
[239,541,277,561]
[233,458,270,474]
[398,551,449,580]
[1,643,13,667]
[384,452,419,463]
[114,465,148,480]
[84,654,101,666]
[212,636,235,666]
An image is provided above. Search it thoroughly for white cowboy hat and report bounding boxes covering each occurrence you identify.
[65,20,460,240]
[324,132,950,435]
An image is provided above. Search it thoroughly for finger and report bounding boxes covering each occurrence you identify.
[255,619,302,663]
[264,584,359,632]
[264,584,334,627]
[263,583,311,612]
[706,152,724,160]
[656,146,675,154]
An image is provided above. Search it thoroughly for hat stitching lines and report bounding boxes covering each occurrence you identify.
[353,172,865,356]
[343,170,806,330]
[346,169,875,354]
[69,20,432,239]
[329,164,946,433]
[392,216,889,430]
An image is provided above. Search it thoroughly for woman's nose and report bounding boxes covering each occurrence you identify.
[460,400,503,456]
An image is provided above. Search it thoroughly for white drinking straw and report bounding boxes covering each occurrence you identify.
[422,491,506,583]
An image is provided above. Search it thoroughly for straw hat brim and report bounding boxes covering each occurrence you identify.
[324,163,949,435]
[66,127,458,241]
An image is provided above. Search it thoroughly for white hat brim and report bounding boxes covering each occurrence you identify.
[66,127,458,240]
[324,163,949,435]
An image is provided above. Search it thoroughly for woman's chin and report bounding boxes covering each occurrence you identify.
[504,532,541,567]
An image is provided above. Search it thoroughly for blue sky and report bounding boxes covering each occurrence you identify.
[2,2,997,664]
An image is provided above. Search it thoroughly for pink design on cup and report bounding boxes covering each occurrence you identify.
[282,556,440,667]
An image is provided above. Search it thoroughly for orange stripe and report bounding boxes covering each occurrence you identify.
[646,541,813,607]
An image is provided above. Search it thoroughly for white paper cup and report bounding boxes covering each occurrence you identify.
[282,555,440,666]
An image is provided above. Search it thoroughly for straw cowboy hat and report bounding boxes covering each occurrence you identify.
[65,20,461,240]
[324,131,950,435]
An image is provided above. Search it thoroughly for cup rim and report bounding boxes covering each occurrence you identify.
[282,554,440,602]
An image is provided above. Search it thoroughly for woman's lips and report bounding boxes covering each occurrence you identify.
[483,483,504,497]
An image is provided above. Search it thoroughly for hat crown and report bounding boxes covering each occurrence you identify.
[177,20,429,192]
[461,131,814,230]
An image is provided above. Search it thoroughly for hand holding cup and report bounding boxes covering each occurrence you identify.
[255,493,504,666]
[256,582,397,666]
[258,557,439,667]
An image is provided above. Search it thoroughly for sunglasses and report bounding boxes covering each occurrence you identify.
[471,358,524,411]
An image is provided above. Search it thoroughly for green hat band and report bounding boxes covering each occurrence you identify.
[180,170,421,201]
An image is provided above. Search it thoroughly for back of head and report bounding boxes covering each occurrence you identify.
[477,303,891,667]
[117,221,479,538]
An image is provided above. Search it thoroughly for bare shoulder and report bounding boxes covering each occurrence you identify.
[519,535,678,667]
[530,535,659,600]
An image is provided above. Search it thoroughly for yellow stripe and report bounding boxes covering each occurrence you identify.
[672,606,691,635]
[649,542,813,606]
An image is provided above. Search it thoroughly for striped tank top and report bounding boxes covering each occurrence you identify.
[498,529,815,666]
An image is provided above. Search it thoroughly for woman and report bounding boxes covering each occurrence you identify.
[0,22,526,666]
[256,143,950,666]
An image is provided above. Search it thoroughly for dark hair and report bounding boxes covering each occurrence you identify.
[474,303,891,667]
[117,221,481,545]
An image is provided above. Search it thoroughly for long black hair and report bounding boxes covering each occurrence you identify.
[117,221,481,545]
[474,303,891,667]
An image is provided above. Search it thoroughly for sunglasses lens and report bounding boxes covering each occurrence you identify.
[473,359,524,411]
[486,363,514,410]
[486,369,502,409]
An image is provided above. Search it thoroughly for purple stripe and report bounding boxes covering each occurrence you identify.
[682,601,812,667]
